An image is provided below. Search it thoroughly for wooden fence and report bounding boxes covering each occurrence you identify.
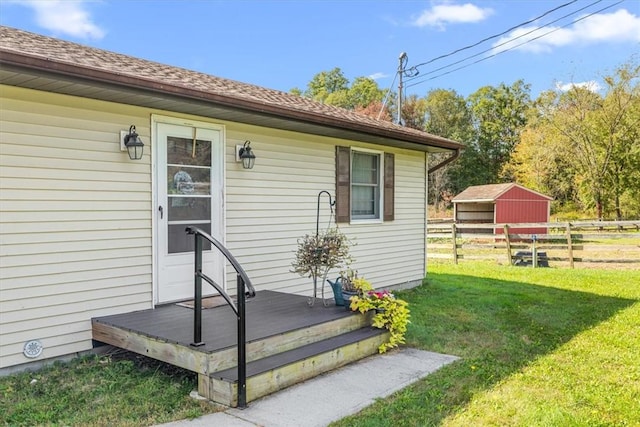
[426,220,640,268]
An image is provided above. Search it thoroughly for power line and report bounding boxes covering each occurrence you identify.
[406,0,625,88]
[406,0,581,75]
[406,0,607,85]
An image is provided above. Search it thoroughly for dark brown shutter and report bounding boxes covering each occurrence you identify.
[335,146,351,223]
[384,152,395,221]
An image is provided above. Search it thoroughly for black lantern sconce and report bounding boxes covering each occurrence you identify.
[236,140,256,169]
[120,125,145,160]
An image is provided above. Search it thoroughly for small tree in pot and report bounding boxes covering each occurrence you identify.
[292,227,351,306]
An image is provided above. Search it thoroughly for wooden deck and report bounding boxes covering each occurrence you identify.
[93,290,356,353]
[92,290,386,406]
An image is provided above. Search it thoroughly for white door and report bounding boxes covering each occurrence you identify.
[155,120,225,303]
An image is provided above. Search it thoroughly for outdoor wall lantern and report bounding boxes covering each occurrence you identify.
[120,125,145,160]
[236,140,256,169]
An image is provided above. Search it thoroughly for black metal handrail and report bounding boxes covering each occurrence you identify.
[185,226,256,408]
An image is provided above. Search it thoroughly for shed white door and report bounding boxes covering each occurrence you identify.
[156,121,224,303]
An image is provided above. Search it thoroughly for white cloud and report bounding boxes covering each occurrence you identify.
[555,80,602,93]
[368,72,388,80]
[492,9,640,54]
[412,2,493,29]
[574,8,640,43]
[10,0,105,40]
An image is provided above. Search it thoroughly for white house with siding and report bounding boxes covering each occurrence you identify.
[0,26,462,372]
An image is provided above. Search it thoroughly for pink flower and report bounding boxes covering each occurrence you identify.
[367,290,393,299]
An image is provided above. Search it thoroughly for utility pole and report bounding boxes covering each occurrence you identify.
[397,52,407,125]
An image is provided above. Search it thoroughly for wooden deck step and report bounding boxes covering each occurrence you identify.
[92,291,387,407]
[205,327,389,407]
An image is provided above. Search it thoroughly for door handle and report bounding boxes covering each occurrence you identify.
[159,205,164,219]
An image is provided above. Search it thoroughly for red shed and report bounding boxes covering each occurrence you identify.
[452,183,552,235]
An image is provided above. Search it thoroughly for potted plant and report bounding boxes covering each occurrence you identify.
[348,277,411,353]
[327,268,359,307]
[292,227,351,306]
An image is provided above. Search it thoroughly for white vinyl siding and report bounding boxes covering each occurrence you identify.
[223,129,335,291]
[344,152,426,286]
[0,86,152,369]
[223,126,426,295]
[0,84,429,370]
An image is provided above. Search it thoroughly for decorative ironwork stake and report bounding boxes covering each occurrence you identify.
[308,191,336,307]
[316,190,335,237]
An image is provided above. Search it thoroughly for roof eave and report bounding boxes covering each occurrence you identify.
[452,199,496,203]
[0,49,462,152]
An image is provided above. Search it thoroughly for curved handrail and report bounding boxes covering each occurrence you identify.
[185,226,255,408]
[186,226,256,297]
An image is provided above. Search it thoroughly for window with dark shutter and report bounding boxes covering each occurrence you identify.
[352,151,380,219]
[335,146,395,223]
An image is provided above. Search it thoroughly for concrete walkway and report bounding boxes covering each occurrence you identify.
[157,348,459,427]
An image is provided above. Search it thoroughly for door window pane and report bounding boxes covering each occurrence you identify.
[168,166,211,195]
[165,132,214,254]
[169,223,211,254]
[168,197,211,221]
[167,137,211,166]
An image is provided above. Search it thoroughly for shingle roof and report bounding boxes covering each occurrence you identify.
[0,26,462,151]
[452,183,552,202]
[452,184,515,202]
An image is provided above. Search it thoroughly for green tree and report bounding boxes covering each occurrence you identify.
[304,67,349,104]
[507,60,640,219]
[422,89,474,210]
[400,94,428,130]
[550,62,640,219]
[504,91,577,207]
[466,80,532,184]
[345,76,386,110]
[601,62,640,219]
[300,69,388,114]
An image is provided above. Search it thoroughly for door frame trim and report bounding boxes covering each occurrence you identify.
[151,114,226,306]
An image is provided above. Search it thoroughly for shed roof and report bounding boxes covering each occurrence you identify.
[452,183,552,203]
[0,26,463,153]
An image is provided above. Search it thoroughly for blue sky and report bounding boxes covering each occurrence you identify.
[1,0,638,99]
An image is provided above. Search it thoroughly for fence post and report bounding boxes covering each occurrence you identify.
[566,223,574,269]
[452,223,458,265]
[504,224,512,265]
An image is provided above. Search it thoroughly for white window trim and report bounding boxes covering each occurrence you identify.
[350,147,384,224]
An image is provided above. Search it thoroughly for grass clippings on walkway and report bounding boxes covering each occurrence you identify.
[332,262,640,427]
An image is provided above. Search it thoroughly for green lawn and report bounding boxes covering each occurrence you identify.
[332,262,640,427]
[0,351,219,426]
[2,263,638,426]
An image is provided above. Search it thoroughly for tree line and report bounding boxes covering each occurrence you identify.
[291,58,640,220]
